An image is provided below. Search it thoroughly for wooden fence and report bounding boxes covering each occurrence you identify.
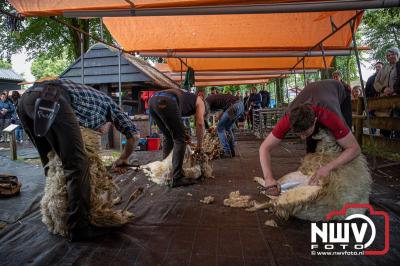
[352,95,400,153]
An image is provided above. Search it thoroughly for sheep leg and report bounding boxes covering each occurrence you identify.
[246,201,272,212]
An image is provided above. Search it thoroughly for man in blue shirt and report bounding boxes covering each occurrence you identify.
[18,78,140,241]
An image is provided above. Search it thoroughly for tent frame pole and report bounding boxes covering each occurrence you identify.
[349,19,376,169]
[139,49,363,58]
[288,11,363,76]
[80,32,84,84]
[118,50,123,151]
[63,0,400,17]
[320,44,328,78]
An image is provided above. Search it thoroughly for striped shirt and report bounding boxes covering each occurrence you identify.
[59,79,138,138]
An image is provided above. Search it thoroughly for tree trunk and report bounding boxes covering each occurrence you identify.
[275,78,284,107]
[67,18,90,60]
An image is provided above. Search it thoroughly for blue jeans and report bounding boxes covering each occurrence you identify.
[16,126,23,142]
[217,101,244,154]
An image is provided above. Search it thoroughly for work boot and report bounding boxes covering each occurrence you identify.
[67,225,109,242]
[171,177,197,188]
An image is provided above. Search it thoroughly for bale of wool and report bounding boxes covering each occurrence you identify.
[223,191,254,208]
[41,127,140,236]
[248,129,371,221]
[142,145,213,185]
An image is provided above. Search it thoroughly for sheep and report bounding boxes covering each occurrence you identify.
[142,145,213,185]
[249,129,372,221]
[41,128,140,236]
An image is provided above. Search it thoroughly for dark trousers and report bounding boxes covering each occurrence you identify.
[18,89,91,232]
[149,95,186,180]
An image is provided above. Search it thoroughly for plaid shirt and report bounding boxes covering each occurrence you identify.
[59,79,138,138]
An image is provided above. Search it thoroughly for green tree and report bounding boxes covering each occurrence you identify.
[0,59,12,69]
[362,8,400,62]
[333,56,359,84]
[31,53,71,79]
[1,2,113,61]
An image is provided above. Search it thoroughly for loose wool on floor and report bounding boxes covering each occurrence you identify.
[41,128,136,236]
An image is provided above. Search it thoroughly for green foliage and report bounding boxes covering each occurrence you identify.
[333,56,359,84]
[0,60,12,69]
[362,8,400,62]
[31,53,71,79]
[1,2,113,61]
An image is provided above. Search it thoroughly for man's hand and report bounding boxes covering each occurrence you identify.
[110,158,130,174]
[383,87,394,96]
[309,165,332,185]
[112,158,129,168]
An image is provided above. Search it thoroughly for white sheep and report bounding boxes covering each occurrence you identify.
[250,129,372,221]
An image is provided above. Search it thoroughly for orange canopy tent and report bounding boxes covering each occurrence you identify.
[166,57,334,72]
[8,0,369,85]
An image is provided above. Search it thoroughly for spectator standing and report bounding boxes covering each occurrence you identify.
[10,91,24,143]
[374,47,399,138]
[260,89,271,108]
[365,62,383,98]
[351,85,362,100]
[0,92,15,142]
[247,87,262,130]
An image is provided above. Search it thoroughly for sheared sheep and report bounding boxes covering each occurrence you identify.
[142,145,213,185]
[41,128,140,236]
[249,129,371,221]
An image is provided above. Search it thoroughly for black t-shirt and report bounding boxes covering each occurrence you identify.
[205,94,239,111]
[162,89,197,116]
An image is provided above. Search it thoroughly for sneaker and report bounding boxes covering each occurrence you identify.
[171,177,197,188]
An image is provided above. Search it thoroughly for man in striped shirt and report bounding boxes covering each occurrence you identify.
[18,78,139,241]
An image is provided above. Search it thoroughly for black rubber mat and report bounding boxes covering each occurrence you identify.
[0,142,399,266]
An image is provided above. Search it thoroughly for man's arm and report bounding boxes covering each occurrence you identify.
[259,133,282,185]
[309,132,361,184]
[195,97,205,149]
[114,134,140,167]
[109,102,140,167]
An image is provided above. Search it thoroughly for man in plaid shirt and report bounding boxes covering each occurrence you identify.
[18,78,139,241]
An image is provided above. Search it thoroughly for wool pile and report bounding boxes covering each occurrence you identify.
[249,129,371,221]
[223,191,254,208]
[142,145,213,185]
[41,127,138,236]
[201,127,223,159]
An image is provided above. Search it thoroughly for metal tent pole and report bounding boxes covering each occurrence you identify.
[64,0,400,17]
[320,44,329,79]
[350,19,376,169]
[80,32,84,84]
[100,18,104,40]
[139,49,360,58]
[285,77,289,103]
[118,50,123,151]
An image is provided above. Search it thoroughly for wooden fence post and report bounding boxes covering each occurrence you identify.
[355,97,363,145]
